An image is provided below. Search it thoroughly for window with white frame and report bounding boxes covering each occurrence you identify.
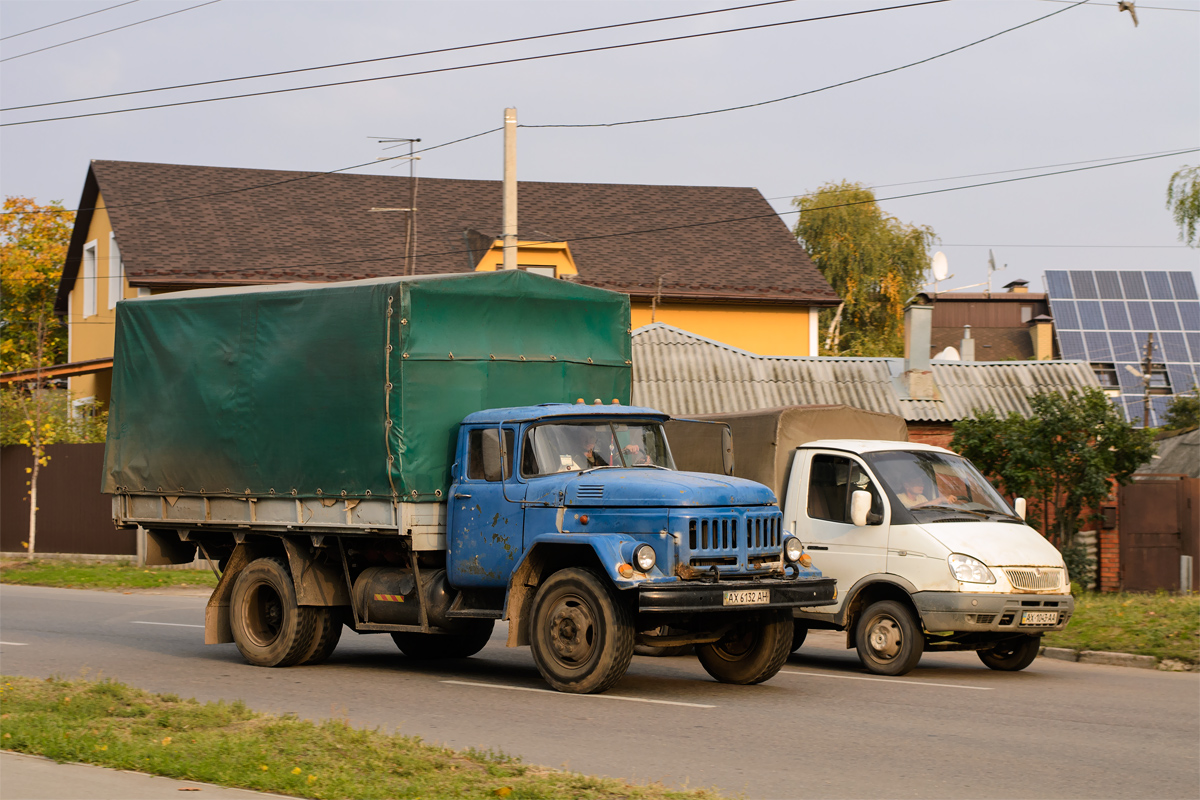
[108,233,123,309]
[82,241,98,317]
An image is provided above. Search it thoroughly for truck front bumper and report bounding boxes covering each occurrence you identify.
[914,591,1074,633]
[638,577,837,614]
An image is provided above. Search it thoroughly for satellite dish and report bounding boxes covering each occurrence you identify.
[932,251,949,282]
[934,346,960,361]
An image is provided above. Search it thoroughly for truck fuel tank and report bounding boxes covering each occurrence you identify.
[352,567,460,629]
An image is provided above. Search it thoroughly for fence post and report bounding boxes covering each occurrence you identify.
[1182,556,1194,594]
[136,526,146,567]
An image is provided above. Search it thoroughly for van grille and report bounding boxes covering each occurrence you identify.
[1004,567,1065,592]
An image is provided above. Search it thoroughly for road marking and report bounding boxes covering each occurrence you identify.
[131,621,204,628]
[0,641,28,646]
[780,670,993,691]
[441,680,717,707]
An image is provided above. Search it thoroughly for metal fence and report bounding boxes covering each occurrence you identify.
[0,444,135,556]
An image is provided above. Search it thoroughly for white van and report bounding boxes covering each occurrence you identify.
[667,406,1074,676]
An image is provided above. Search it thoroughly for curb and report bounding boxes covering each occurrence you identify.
[1038,646,1198,672]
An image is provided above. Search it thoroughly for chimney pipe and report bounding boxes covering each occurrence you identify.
[960,324,975,362]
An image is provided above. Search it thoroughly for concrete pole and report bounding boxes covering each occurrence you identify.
[502,107,518,270]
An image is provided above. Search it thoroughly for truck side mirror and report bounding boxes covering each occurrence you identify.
[1014,497,1027,520]
[850,490,872,527]
[481,429,503,482]
[721,425,734,477]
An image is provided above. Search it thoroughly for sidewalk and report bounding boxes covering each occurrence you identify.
[0,752,287,800]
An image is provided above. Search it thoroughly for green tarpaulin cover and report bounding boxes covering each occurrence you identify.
[104,271,631,501]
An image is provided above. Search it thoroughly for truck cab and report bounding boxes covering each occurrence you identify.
[783,440,1074,675]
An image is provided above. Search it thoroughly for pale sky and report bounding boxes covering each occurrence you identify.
[2,0,1197,294]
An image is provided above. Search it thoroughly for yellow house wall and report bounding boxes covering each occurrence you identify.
[631,302,814,357]
[474,241,578,276]
[66,193,138,406]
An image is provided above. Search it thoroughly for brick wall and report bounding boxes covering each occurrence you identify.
[905,423,955,450]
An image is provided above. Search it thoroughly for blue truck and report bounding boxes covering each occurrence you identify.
[105,272,835,693]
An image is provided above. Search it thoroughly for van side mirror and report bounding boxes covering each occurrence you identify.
[721,424,734,477]
[850,490,872,527]
[1014,497,1027,520]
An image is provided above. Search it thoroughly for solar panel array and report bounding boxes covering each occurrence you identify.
[1044,270,1199,426]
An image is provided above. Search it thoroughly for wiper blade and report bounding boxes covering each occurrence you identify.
[913,504,987,518]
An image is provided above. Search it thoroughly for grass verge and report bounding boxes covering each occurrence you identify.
[0,559,217,591]
[0,675,719,800]
[1042,590,1199,663]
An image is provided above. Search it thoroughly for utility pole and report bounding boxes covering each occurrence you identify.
[502,107,518,270]
[1141,332,1155,427]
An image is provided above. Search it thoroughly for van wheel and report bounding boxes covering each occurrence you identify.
[530,568,634,694]
[298,606,345,666]
[230,557,316,667]
[978,635,1040,671]
[696,609,792,684]
[855,600,923,676]
[790,620,809,653]
[391,620,495,659]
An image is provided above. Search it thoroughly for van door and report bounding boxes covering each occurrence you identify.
[799,451,888,610]
[447,426,526,588]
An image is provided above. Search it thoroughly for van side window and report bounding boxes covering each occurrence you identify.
[808,455,881,523]
[467,428,514,481]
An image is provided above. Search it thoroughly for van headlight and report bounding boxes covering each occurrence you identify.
[948,553,995,584]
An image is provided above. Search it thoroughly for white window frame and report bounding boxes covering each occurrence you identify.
[108,233,123,309]
[82,240,98,318]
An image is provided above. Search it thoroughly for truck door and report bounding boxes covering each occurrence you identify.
[800,452,888,609]
[447,426,526,588]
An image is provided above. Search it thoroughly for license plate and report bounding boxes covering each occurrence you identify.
[723,589,770,606]
[1020,610,1059,626]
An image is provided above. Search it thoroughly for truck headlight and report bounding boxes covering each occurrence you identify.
[633,544,657,572]
[783,536,803,563]
[948,553,996,584]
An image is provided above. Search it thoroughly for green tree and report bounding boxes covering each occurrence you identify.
[1161,392,1199,430]
[1166,165,1200,247]
[1,196,74,372]
[951,389,1155,584]
[793,181,934,357]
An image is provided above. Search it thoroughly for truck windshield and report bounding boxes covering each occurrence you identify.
[521,421,675,476]
[864,450,1019,523]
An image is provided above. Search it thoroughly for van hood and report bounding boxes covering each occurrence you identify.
[918,521,1065,567]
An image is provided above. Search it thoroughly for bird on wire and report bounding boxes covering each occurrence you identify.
[1117,1,1138,27]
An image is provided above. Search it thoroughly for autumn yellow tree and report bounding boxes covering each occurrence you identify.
[793,182,934,357]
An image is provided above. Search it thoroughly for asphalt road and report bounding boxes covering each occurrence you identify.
[1,584,1197,800]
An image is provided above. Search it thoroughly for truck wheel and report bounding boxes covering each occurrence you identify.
[978,635,1041,671]
[529,567,634,694]
[391,620,495,659]
[230,557,316,668]
[855,600,923,676]
[297,606,345,666]
[790,620,809,653]
[696,608,792,685]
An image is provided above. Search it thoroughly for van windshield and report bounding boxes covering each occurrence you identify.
[521,421,675,476]
[864,450,1020,523]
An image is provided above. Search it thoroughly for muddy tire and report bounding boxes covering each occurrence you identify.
[391,620,495,659]
[790,620,809,653]
[230,557,316,668]
[297,606,345,666]
[855,600,923,676]
[696,609,792,685]
[529,567,634,694]
[978,635,1041,671]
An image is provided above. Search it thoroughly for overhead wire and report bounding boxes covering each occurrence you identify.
[0,0,142,41]
[0,1,952,126]
[0,0,224,63]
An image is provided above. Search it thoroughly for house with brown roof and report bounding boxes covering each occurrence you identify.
[54,160,839,407]
[927,280,1055,362]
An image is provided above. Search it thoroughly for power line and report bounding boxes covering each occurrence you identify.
[1038,0,1199,11]
[0,0,141,42]
[3,0,807,112]
[0,1,950,126]
[523,0,1090,129]
[0,0,223,63]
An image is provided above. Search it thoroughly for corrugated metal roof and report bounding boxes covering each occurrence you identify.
[632,324,1101,422]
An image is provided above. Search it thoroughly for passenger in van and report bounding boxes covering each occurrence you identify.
[896,474,931,508]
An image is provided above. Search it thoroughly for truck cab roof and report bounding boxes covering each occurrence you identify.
[461,403,669,425]
[799,439,954,456]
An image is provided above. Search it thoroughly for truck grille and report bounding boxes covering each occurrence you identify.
[679,510,783,573]
[1004,567,1065,592]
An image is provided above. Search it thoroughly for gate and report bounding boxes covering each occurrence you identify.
[1118,475,1199,592]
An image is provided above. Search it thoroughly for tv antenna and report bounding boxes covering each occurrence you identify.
[368,136,421,276]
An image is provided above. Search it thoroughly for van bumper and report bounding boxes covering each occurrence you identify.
[639,577,837,614]
[914,591,1074,632]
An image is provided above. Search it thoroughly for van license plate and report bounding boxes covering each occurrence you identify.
[723,589,770,606]
[1020,611,1058,626]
